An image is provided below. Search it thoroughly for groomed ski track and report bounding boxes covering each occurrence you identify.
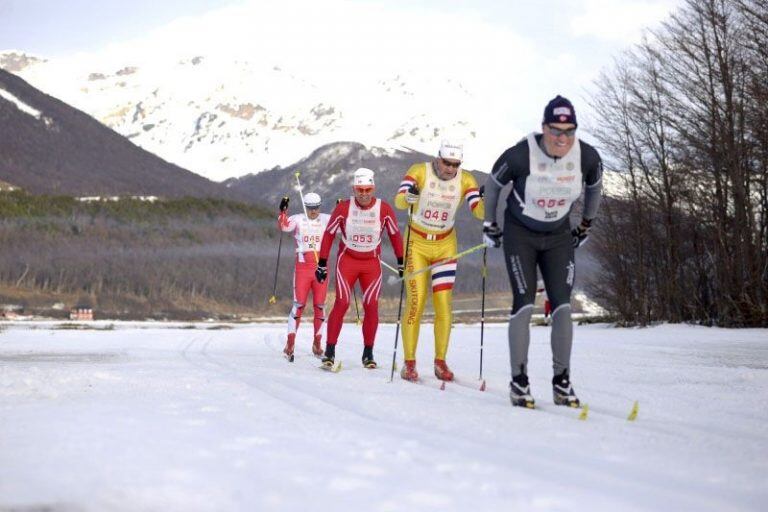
[1,322,766,511]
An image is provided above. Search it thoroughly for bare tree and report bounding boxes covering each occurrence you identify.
[588,0,768,326]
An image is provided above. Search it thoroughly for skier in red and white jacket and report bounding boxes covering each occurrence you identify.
[315,168,404,369]
[278,192,330,359]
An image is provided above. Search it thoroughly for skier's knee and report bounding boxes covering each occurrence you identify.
[510,303,535,319]
[291,301,305,316]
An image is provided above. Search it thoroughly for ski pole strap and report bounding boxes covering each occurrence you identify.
[396,243,486,282]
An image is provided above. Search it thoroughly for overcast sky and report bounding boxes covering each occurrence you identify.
[1,0,685,167]
[1,0,682,58]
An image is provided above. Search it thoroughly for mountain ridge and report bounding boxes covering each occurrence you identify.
[0,68,247,200]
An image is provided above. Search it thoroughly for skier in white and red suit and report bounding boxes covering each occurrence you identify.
[314,168,404,369]
[277,192,330,359]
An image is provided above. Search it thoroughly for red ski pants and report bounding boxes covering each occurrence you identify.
[326,249,382,347]
[287,256,328,336]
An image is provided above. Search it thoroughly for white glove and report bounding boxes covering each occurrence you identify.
[482,221,502,248]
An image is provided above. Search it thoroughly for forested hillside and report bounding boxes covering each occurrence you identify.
[0,192,275,319]
[0,191,523,320]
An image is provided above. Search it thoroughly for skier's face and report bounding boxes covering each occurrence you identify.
[543,123,576,158]
[353,185,375,206]
[436,157,461,180]
[306,207,320,220]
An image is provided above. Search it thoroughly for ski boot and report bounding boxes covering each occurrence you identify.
[320,343,336,371]
[552,369,580,407]
[434,359,454,381]
[400,360,418,382]
[509,372,535,408]
[283,333,296,362]
[312,334,323,357]
[362,346,377,369]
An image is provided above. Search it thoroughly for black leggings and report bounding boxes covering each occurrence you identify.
[502,219,576,377]
[503,222,574,313]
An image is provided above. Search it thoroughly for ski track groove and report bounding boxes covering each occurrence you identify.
[190,336,734,512]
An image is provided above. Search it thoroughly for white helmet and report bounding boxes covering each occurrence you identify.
[353,168,375,186]
[303,192,322,208]
[438,139,463,162]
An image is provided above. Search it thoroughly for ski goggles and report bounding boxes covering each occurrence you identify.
[440,158,461,169]
[354,186,374,194]
[546,125,577,137]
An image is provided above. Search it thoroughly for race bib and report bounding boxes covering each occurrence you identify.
[413,163,462,231]
[344,198,382,251]
[521,133,583,222]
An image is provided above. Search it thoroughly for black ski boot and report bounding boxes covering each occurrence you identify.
[362,346,377,369]
[321,343,336,370]
[552,369,580,407]
[509,372,535,408]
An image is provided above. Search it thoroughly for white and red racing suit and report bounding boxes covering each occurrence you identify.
[318,197,404,348]
[278,211,331,338]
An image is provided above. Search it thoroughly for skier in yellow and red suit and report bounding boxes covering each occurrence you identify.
[394,140,485,382]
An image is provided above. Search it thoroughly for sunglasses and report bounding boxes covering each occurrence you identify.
[354,186,374,194]
[547,125,577,137]
[440,158,461,169]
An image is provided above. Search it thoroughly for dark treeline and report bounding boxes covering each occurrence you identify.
[0,192,280,319]
[0,191,504,319]
[588,0,767,326]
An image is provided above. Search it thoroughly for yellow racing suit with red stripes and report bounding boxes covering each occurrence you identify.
[394,162,484,363]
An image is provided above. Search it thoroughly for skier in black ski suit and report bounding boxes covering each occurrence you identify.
[481,95,603,408]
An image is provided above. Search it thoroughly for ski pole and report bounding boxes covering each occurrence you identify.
[389,205,414,382]
[352,288,361,325]
[269,228,284,304]
[387,243,486,285]
[380,260,399,275]
[479,247,487,382]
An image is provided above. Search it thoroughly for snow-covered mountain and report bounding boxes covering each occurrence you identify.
[0,65,241,199]
[2,50,484,182]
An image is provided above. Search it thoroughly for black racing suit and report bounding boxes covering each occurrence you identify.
[483,133,602,378]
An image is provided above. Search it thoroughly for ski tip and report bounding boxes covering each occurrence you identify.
[295,171,301,177]
[332,361,343,373]
[578,404,589,421]
[440,381,446,391]
[627,400,639,421]
[479,380,486,392]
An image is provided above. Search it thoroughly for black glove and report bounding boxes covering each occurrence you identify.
[397,257,404,278]
[478,184,485,198]
[482,222,502,248]
[571,218,592,249]
[279,196,290,212]
[405,184,420,205]
[315,258,328,283]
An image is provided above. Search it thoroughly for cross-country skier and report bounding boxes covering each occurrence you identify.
[394,140,485,382]
[482,95,603,408]
[278,192,330,360]
[315,168,404,369]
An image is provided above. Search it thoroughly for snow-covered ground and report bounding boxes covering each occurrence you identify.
[1,321,766,511]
